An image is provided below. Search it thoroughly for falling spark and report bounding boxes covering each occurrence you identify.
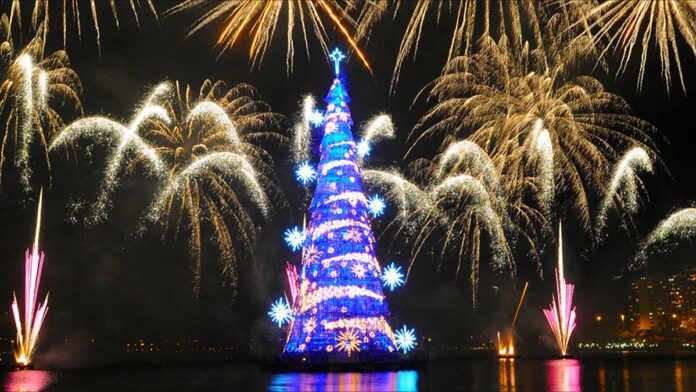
[291,95,318,164]
[51,83,170,223]
[11,189,49,367]
[268,297,293,328]
[381,262,405,291]
[414,34,657,233]
[167,0,371,73]
[354,0,544,92]
[580,0,696,93]
[543,223,577,357]
[5,0,159,54]
[596,147,653,240]
[530,120,554,216]
[52,80,281,297]
[634,208,696,269]
[394,325,416,354]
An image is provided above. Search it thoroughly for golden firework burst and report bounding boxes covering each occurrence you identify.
[0,13,82,194]
[167,0,371,73]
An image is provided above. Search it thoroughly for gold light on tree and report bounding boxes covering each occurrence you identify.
[167,0,371,73]
[0,14,82,194]
[11,188,49,367]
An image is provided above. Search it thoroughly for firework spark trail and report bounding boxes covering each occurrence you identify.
[595,147,653,240]
[436,140,501,194]
[0,17,83,193]
[360,113,394,145]
[543,223,576,357]
[634,208,696,269]
[148,151,269,221]
[11,188,49,367]
[15,54,35,192]
[188,101,241,145]
[353,0,543,92]
[291,95,317,164]
[167,0,371,73]
[432,174,512,271]
[579,0,696,93]
[414,34,657,234]
[4,0,159,53]
[363,168,427,216]
[529,120,554,216]
[50,84,170,223]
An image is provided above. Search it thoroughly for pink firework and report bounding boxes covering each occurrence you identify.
[285,262,299,306]
[542,223,576,357]
[11,189,50,367]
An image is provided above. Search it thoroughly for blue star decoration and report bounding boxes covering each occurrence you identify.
[329,48,346,76]
[295,161,317,185]
[367,194,386,218]
[284,226,306,251]
[268,297,293,328]
[381,262,405,291]
[394,325,416,353]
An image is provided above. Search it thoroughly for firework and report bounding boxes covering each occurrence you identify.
[543,223,577,357]
[354,0,544,91]
[357,114,395,159]
[268,297,293,328]
[4,0,158,53]
[166,0,371,73]
[498,281,528,357]
[394,325,416,354]
[11,189,49,367]
[634,208,696,269]
[414,35,657,234]
[595,147,653,241]
[291,95,318,164]
[53,80,282,297]
[579,0,696,93]
[381,262,404,291]
[51,82,169,224]
[0,17,82,193]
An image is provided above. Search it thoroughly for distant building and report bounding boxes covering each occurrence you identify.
[628,266,696,332]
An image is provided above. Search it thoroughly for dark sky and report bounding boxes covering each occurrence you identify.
[0,1,695,367]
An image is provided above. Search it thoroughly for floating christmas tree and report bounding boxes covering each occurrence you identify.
[280,49,398,362]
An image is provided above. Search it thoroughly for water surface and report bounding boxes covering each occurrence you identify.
[2,356,694,391]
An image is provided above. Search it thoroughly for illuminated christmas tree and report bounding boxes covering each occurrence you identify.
[281,49,398,362]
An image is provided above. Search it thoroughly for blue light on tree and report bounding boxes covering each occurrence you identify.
[309,110,324,127]
[394,325,416,353]
[284,226,305,251]
[295,161,317,185]
[356,140,371,158]
[381,263,405,291]
[268,297,293,328]
[282,48,398,361]
[367,195,386,218]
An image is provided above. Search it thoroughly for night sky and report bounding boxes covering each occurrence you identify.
[0,1,695,368]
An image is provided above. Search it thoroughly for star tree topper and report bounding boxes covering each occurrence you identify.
[329,48,346,76]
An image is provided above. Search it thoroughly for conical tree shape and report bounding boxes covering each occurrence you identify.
[283,68,397,362]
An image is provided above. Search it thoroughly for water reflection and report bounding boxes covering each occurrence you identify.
[268,370,418,392]
[498,358,516,391]
[545,359,581,392]
[4,370,54,392]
